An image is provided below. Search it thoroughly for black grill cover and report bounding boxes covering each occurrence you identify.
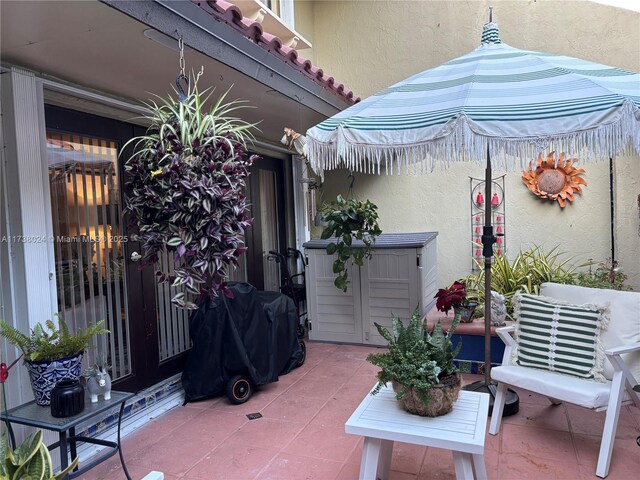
[181,282,303,403]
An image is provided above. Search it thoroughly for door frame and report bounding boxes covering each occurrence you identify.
[245,156,288,290]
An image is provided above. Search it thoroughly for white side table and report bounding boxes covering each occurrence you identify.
[345,385,489,480]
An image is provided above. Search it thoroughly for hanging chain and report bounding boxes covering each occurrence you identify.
[178,35,186,77]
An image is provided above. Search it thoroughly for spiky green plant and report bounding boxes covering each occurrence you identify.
[367,309,461,403]
[463,245,577,316]
[319,195,382,292]
[0,314,107,362]
[123,74,259,308]
[0,431,78,479]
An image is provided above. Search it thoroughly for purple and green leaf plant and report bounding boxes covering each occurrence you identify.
[123,74,259,308]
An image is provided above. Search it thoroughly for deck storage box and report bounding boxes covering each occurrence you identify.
[303,232,437,346]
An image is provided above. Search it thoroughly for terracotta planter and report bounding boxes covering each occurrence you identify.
[392,373,462,417]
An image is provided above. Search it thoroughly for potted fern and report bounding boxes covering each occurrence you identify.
[0,315,107,406]
[367,309,462,417]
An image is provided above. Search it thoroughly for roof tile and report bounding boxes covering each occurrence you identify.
[192,0,360,105]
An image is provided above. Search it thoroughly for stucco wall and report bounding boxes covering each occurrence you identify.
[294,0,316,63]
[307,0,640,290]
[614,155,640,288]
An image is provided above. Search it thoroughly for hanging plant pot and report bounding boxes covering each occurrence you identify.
[319,194,382,292]
[123,75,259,307]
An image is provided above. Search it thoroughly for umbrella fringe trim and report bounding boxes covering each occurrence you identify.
[306,102,640,180]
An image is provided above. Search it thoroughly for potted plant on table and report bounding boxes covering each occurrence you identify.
[434,281,478,323]
[0,315,108,406]
[366,310,462,417]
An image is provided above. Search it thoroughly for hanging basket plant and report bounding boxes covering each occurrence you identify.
[320,194,382,292]
[123,75,259,308]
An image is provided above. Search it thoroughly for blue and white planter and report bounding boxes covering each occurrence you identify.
[25,352,84,406]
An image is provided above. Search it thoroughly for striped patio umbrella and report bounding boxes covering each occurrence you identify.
[306,22,639,177]
[305,17,640,389]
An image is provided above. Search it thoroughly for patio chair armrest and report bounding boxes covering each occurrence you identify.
[495,326,516,366]
[605,342,640,357]
[496,326,516,347]
[604,342,640,408]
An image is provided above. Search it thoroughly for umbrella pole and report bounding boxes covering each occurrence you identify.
[464,144,518,418]
[483,147,493,386]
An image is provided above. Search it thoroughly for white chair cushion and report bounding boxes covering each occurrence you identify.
[491,364,631,409]
[540,283,640,382]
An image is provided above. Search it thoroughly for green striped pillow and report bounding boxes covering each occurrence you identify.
[512,293,610,382]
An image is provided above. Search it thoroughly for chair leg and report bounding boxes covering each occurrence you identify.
[489,382,507,435]
[596,370,625,478]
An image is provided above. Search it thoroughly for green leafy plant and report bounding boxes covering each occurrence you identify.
[319,195,382,291]
[0,430,78,479]
[367,309,461,403]
[0,314,108,362]
[575,258,631,291]
[463,246,577,316]
[123,75,259,307]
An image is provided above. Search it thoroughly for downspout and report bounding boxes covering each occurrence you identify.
[609,157,615,261]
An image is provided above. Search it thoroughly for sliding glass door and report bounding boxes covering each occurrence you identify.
[45,105,188,391]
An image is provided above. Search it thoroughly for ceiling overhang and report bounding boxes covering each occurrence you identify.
[1,0,349,146]
[102,0,347,116]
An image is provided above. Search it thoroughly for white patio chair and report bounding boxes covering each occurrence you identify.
[488,282,640,478]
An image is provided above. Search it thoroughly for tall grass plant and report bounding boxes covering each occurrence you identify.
[463,246,577,316]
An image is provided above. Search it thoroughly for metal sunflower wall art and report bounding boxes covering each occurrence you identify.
[522,152,587,207]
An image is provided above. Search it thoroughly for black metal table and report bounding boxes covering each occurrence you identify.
[1,390,134,479]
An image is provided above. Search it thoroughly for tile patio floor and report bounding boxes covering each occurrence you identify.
[80,342,640,480]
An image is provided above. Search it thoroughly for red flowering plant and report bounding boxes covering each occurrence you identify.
[434,281,468,314]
